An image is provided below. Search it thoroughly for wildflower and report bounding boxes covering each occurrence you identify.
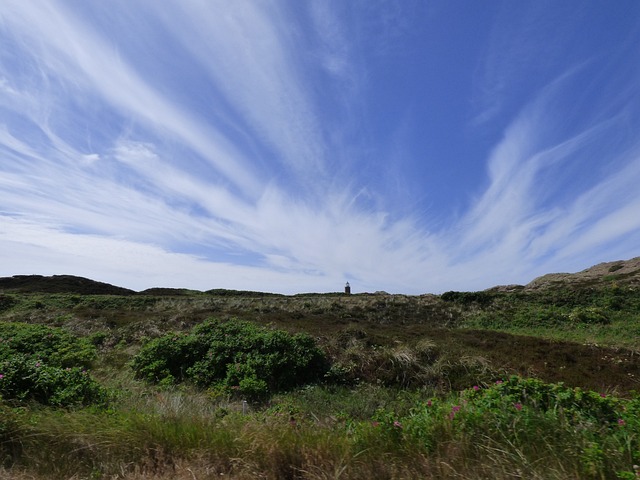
[371,421,380,428]
[618,418,625,426]
[473,385,480,391]
[426,400,432,407]
[393,421,402,429]
[35,362,41,367]
[600,393,606,398]
[495,380,503,385]
[0,374,4,379]
[514,403,523,411]
[448,405,461,420]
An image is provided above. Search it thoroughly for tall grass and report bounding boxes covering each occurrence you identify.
[2,377,638,479]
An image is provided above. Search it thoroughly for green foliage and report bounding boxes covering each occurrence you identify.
[88,331,108,347]
[204,288,283,297]
[129,333,203,384]
[362,377,640,478]
[0,322,96,368]
[464,285,640,342]
[0,355,107,406]
[76,295,159,311]
[0,322,106,407]
[441,290,495,305]
[461,376,621,425]
[472,305,570,330]
[131,318,328,400]
[569,306,610,325]
[1,376,639,479]
[0,295,17,313]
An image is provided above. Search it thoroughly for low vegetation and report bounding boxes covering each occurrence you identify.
[0,260,638,478]
[0,322,106,406]
[131,318,328,400]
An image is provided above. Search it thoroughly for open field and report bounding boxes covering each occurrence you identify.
[0,258,639,479]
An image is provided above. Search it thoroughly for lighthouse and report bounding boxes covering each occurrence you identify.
[344,282,351,295]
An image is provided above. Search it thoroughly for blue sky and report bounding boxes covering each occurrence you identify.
[1,1,640,294]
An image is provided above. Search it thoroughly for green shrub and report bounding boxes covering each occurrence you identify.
[88,331,108,347]
[0,322,96,368]
[0,355,107,406]
[461,376,621,425]
[0,295,17,313]
[441,291,494,305]
[132,318,328,400]
[0,323,106,407]
[569,307,610,325]
[129,333,203,384]
[512,306,569,328]
[368,377,640,478]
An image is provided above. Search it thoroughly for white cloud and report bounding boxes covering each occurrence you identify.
[442,80,640,287]
[148,0,327,177]
[1,2,639,295]
[0,0,261,194]
[0,215,339,293]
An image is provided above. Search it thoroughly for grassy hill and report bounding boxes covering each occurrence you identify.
[0,274,136,295]
[0,257,639,479]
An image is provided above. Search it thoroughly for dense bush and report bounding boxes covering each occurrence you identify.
[441,291,495,305]
[0,322,96,368]
[569,306,610,325]
[0,295,17,313]
[460,376,622,425]
[132,318,329,399]
[369,376,640,478]
[0,355,106,406]
[0,323,106,406]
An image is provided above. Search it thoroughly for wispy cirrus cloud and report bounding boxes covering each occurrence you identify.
[145,1,330,180]
[446,72,640,287]
[1,2,639,294]
[0,0,261,194]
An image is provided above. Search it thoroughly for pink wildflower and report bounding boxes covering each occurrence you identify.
[473,385,480,391]
[427,400,432,407]
[393,421,402,429]
[618,418,625,426]
[448,405,461,420]
[495,380,503,385]
[514,403,523,411]
[0,374,4,379]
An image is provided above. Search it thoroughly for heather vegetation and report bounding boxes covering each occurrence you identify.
[0,261,639,479]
